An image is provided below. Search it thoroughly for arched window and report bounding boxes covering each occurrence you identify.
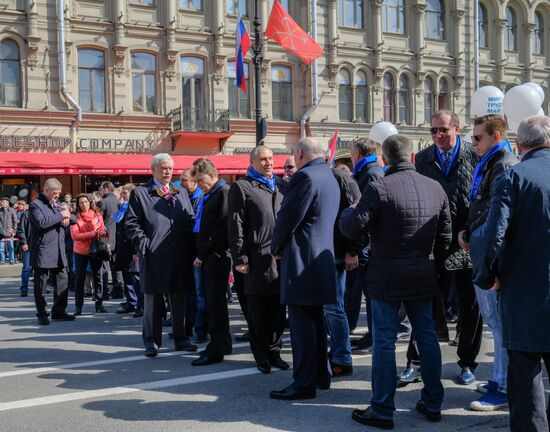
[534,11,544,55]
[78,49,105,113]
[383,73,395,123]
[131,52,156,113]
[426,0,445,40]
[355,70,368,122]
[338,0,364,28]
[272,65,292,121]
[505,7,517,52]
[383,0,405,34]
[181,0,202,10]
[424,76,434,124]
[398,74,409,124]
[478,3,488,48]
[228,61,250,118]
[0,39,21,107]
[227,0,247,15]
[181,57,205,125]
[438,78,448,110]
[339,69,352,122]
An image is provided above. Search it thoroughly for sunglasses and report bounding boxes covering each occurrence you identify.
[284,165,295,169]
[430,127,450,135]
[472,135,482,142]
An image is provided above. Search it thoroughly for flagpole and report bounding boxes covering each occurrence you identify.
[253,0,263,146]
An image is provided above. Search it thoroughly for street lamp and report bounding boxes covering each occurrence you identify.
[252,0,267,146]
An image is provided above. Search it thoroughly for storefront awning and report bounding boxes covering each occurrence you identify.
[0,152,289,176]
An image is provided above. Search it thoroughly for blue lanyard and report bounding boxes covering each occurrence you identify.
[468,142,508,202]
[353,155,378,176]
[435,136,461,176]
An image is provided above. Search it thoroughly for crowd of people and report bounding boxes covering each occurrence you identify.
[1,110,549,432]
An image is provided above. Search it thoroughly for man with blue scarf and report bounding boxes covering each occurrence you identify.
[228,146,288,374]
[457,115,518,412]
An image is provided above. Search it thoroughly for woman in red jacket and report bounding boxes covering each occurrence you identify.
[70,193,108,314]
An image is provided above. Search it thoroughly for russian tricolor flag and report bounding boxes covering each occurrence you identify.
[235,17,251,93]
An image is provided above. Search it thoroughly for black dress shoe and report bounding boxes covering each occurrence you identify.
[191,354,223,366]
[133,309,144,318]
[51,313,75,321]
[37,316,50,325]
[416,400,442,422]
[174,340,198,352]
[235,331,250,342]
[74,307,82,316]
[270,357,290,370]
[269,384,315,400]
[352,408,394,430]
[144,347,158,357]
[20,291,28,297]
[351,333,372,347]
[194,333,208,344]
[257,362,271,374]
[317,378,331,390]
[116,304,136,314]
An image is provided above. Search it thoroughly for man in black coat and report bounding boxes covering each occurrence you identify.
[341,135,452,429]
[228,146,288,374]
[16,207,32,297]
[411,109,482,386]
[269,137,340,400]
[190,158,232,366]
[125,154,197,357]
[29,178,76,325]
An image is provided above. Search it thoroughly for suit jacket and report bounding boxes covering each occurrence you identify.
[271,158,340,305]
[470,147,550,352]
[228,176,284,295]
[98,192,119,249]
[354,160,384,193]
[125,179,195,294]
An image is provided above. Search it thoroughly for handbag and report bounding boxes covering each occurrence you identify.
[89,233,111,261]
[444,249,472,271]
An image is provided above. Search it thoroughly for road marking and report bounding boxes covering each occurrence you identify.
[0,367,261,412]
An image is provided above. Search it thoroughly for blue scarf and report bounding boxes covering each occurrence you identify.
[192,180,227,233]
[248,166,276,192]
[435,136,461,176]
[112,202,129,223]
[468,141,509,202]
[190,187,203,201]
[353,155,378,176]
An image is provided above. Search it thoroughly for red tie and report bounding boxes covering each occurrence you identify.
[161,184,169,194]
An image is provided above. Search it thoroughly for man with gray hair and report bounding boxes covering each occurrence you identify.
[29,178,76,325]
[470,115,550,431]
[340,135,451,428]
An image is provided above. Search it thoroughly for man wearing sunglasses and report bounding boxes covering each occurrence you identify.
[458,115,518,412]
[405,110,482,388]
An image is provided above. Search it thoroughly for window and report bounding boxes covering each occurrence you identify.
[228,61,250,118]
[534,11,544,55]
[270,0,289,11]
[78,49,105,113]
[383,0,405,34]
[398,74,409,124]
[272,65,292,121]
[181,57,205,117]
[338,69,352,122]
[505,7,517,52]
[478,3,488,48]
[131,52,156,113]
[181,0,202,9]
[131,0,154,4]
[426,0,445,40]
[0,39,21,107]
[338,0,363,28]
[424,76,434,124]
[438,78,448,110]
[355,70,368,122]
[227,0,247,15]
[383,73,395,123]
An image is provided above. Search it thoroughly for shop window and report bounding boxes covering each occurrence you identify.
[426,0,445,40]
[355,70,368,122]
[131,52,156,113]
[0,39,21,108]
[339,69,352,122]
[228,61,251,118]
[78,49,106,113]
[271,65,292,121]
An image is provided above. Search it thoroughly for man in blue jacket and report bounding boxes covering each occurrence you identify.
[270,137,340,400]
[470,115,550,432]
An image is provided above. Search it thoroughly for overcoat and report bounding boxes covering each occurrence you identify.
[97,192,120,250]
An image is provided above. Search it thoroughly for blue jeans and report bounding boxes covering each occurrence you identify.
[370,298,444,419]
[20,250,32,293]
[324,261,352,365]
[194,266,207,335]
[475,286,508,391]
[0,239,15,264]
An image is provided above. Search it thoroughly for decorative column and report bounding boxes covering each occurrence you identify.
[495,18,507,89]
[165,0,178,82]
[26,0,40,71]
[413,2,426,126]
[451,7,465,100]
[524,22,535,82]
[112,0,128,114]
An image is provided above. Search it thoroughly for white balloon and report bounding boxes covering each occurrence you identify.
[537,107,545,116]
[524,82,545,105]
[462,131,474,144]
[503,85,542,122]
[471,86,504,116]
[368,122,398,145]
[507,117,522,133]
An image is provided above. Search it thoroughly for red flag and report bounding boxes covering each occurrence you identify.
[328,129,338,165]
[265,0,324,65]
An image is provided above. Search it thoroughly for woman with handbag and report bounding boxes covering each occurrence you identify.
[70,193,108,314]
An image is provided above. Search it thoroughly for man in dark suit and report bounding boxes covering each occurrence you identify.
[29,178,76,325]
[228,145,288,374]
[341,135,452,429]
[471,116,550,432]
[125,154,197,357]
[190,158,232,366]
[269,137,340,400]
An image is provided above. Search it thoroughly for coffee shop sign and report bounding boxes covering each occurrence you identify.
[0,135,159,152]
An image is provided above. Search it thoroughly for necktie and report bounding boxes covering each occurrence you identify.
[161,185,175,206]
[442,151,451,170]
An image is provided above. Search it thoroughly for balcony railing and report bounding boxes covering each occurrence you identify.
[169,106,230,133]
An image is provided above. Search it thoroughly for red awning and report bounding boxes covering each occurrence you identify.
[0,152,288,175]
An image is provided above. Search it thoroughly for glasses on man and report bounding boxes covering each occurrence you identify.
[284,165,295,170]
[472,135,482,142]
[430,127,450,135]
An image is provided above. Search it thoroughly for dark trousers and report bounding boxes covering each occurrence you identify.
[233,270,250,325]
[142,290,187,349]
[100,256,124,299]
[74,253,103,308]
[247,293,286,364]
[507,350,550,432]
[203,253,232,357]
[33,267,68,318]
[288,304,330,393]
[345,264,368,333]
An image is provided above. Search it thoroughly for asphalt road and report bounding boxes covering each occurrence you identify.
[0,264,532,432]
